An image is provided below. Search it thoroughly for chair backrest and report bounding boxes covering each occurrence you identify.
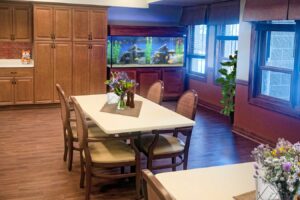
[56,84,71,129]
[142,169,174,200]
[176,89,198,120]
[70,97,88,149]
[146,80,164,105]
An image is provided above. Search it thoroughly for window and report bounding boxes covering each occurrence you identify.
[250,21,300,117]
[215,24,239,79]
[187,25,208,77]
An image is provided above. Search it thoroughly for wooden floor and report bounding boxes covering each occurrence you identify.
[0,102,258,200]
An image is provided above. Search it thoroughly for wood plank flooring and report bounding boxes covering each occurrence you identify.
[0,103,258,200]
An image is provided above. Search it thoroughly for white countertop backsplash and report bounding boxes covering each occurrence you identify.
[0,59,34,68]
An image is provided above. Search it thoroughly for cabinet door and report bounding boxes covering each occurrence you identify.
[53,7,72,41]
[53,42,72,102]
[13,5,32,42]
[34,6,53,41]
[89,43,106,94]
[138,69,161,97]
[14,77,33,104]
[34,42,54,103]
[73,43,90,95]
[0,5,13,41]
[73,8,89,41]
[90,9,107,42]
[0,77,14,105]
[162,68,184,100]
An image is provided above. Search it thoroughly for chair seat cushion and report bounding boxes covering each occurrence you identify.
[139,134,185,156]
[71,125,108,139]
[82,141,136,164]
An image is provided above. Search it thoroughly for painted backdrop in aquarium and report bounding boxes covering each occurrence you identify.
[107,36,185,67]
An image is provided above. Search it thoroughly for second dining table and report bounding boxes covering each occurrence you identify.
[73,94,195,135]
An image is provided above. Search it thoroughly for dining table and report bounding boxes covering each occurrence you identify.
[155,162,256,200]
[73,94,195,135]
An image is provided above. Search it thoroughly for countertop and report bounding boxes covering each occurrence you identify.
[0,59,34,68]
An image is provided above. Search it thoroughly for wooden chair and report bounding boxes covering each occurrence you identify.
[146,80,164,105]
[56,84,108,171]
[142,169,174,200]
[71,96,141,200]
[139,90,198,171]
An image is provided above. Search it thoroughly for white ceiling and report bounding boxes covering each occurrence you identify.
[149,0,229,6]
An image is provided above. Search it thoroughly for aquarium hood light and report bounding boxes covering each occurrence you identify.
[6,0,150,8]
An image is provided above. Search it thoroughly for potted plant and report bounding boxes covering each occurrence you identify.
[105,72,137,110]
[216,51,237,123]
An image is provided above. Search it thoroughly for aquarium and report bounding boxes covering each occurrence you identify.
[107,36,185,67]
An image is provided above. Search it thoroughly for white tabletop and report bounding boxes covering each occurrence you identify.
[0,59,34,68]
[74,94,195,135]
[156,162,255,200]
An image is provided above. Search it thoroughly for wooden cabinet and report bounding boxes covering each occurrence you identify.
[53,42,72,102]
[108,67,185,100]
[13,5,32,42]
[0,68,33,105]
[34,5,72,41]
[14,77,34,104]
[34,42,53,103]
[0,5,13,41]
[35,42,72,103]
[73,42,106,95]
[138,69,161,97]
[73,43,90,95]
[53,7,72,41]
[89,43,106,94]
[162,68,184,100]
[0,3,32,42]
[73,7,107,41]
[0,77,14,105]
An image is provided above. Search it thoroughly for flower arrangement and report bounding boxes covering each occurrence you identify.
[105,72,137,109]
[252,139,300,200]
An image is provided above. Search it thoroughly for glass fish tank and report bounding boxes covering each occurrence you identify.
[107,36,185,67]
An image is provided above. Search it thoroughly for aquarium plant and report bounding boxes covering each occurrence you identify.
[175,39,184,55]
[216,51,237,121]
[145,37,153,64]
[107,39,111,64]
[112,41,121,64]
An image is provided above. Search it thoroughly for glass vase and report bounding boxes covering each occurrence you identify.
[117,94,126,110]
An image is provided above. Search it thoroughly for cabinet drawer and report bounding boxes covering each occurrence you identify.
[0,68,33,77]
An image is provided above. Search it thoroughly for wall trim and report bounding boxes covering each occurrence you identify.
[236,79,249,86]
[232,125,275,146]
[197,99,222,113]
[0,103,60,111]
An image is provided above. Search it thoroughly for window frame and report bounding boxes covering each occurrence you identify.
[214,24,239,83]
[186,24,209,81]
[249,21,300,118]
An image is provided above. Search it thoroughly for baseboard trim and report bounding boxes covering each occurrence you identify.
[236,79,249,86]
[232,125,275,146]
[0,103,60,111]
[197,99,222,113]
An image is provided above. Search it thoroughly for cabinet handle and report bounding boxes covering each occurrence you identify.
[53,34,56,40]
[10,34,13,40]
[10,71,17,74]
[88,33,92,40]
[12,35,15,41]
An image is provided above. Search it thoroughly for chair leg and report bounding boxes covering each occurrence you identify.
[172,157,176,171]
[85,168,92,200]
[80,153,85,188]
[68,139,73,171]
[135,162,141,199]
[183,154,189,170]
[147,157,153,171]
[63,138,68,162]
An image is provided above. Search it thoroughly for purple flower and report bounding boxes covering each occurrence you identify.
[282,162,292,172]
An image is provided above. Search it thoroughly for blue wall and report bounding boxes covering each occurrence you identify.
[108,4,183,26]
